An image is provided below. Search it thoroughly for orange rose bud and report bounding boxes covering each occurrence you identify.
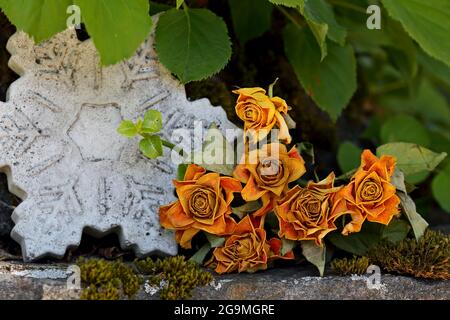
[208,215,271,274]
[159,164,242,249]
[233,87,292,144]
[274,173,345,246]
[334,149,401,235]
[233,143,306,216]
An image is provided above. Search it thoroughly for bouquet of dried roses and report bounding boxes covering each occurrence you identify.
[145,84,430,276]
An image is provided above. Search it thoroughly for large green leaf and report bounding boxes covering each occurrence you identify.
[337,141,361,173]
[0,0,72,43]
[380,114,430,147]
[300,241,326,276]
[283,25,356,120]
[376,142,447,176]
[229,0,273,44]
[382,0,450,67]
[75,0,152,65]
[155,8,231,83]
[432,165,450,213]
[299,0,346,47]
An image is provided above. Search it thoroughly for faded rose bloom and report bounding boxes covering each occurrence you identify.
[207,216,294,274]
[233,143,306,216]
[333,150,401,235]
[159,164,242,249]
[233,87,291,143]
[275,173,345,246]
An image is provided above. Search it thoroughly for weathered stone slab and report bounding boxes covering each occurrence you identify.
[0,21,237,261]
[0,262,448,300]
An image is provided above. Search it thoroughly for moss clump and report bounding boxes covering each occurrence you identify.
[368,229,450,280]
[78,258,142,300]
[135,256,213,300]
[331,256,370,276]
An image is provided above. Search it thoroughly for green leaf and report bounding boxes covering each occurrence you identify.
[300,0,346,46]
[300,241,326,276]
[229,0,273,44]
[189,243,211,265]
[269,0,302,7]
[155,8,231,83]
[382,0,450,67]
[299,8,328,60]
[412,80,450,126]
[380,114,431,147]
[0,0,72,43]
[380,80,450,127]
[432,165,450,213]
[142,110,163,133]
[231,201,262,219]
[205,233,225,248]
[190,125,235,176]
[381,219,410,243]
[117,120,138,138]
[328,222,383,256]
[405,171,429,185]
[284,25,356,121]
[139,135,163,159]
[397,191,428,240]
[418,50,450,87]
[337,141,361,173]
[384,18,418,81]
[391,168,428,239]
[74,0,152,65]
[177,163,188,181]
[176,0,184,9]
[281,239,297,256]
[376,142,447,176]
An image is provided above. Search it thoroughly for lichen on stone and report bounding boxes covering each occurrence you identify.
[368,229,450,280]
[134,256,213,300]
[78,258,142,300]
[331,256,370,276]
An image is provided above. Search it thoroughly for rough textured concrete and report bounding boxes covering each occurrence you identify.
[0,262,448,300]
[0,16,237,261]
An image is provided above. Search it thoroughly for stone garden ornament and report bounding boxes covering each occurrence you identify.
[0,24,236,261]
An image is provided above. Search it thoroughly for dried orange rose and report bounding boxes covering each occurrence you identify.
[233,87,291,143]
[208,216,293,274]
[159,164,242,249]
[233,143,306,216]
[274,173,345,246]
[334,150,400,235]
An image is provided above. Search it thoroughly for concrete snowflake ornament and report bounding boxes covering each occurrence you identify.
[0,25,236,261]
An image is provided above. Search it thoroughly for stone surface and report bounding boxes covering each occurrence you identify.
[0,262,448,300]
[0,19,237,261]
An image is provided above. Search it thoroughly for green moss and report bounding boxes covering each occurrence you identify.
[331,256,370,276]
[135,256,213,300]
[78,258,142,300]
[368,229,450,280]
